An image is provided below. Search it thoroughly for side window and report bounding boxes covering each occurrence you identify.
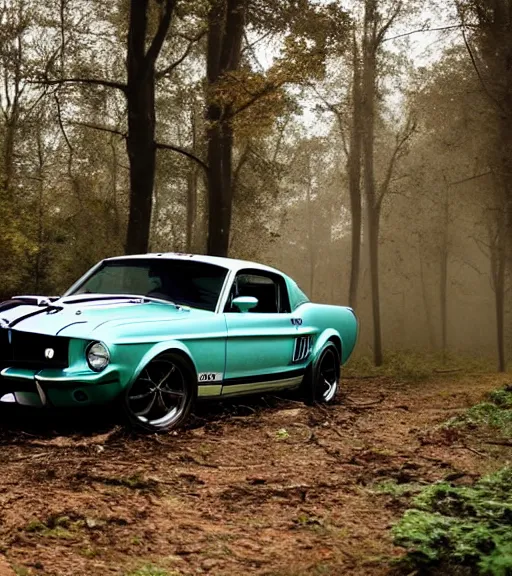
[225,270,291,313]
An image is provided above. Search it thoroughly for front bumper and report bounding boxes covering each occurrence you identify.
[0,366,123,408]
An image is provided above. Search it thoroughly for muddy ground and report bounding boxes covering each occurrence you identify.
[0,372,510,576]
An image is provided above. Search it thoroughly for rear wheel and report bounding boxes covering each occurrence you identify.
[301,342,340,405]
[123,352,196,432]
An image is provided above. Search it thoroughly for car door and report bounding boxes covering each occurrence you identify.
[221,269,304,396]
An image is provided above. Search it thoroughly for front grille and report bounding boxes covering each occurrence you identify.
[0,329,70,369]
[293,336,311,363]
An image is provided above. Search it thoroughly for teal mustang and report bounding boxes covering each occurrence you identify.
[0,254,358,431]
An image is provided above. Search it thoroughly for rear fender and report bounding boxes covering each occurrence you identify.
[312,329,342,363]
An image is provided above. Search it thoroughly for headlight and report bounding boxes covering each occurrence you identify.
[87,342,110,372]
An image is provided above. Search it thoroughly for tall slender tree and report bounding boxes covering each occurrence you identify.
[360,0,415,366]
[205,0,247,257]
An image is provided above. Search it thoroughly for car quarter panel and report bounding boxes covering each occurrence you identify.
[294,303,358,364]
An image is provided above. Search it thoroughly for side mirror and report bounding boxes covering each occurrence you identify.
[232,296,258,313]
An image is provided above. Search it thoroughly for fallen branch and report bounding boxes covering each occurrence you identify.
[453,444,488,458]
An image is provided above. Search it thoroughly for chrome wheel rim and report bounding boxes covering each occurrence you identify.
[127,359,186,428]
[317,349,339,402]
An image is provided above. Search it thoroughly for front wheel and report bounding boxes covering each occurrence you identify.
[301,342,340,405]
[123,352,196,432]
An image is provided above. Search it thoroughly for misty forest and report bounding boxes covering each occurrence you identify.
[0,0,511,370]
[0,2,512,576]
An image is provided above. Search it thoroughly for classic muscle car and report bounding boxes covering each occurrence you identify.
[0,254,358,431]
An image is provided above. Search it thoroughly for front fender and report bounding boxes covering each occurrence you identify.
[130,340,198,386]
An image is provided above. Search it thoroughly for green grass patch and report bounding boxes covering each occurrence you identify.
[392,467,512,574]
[445,386,512,437]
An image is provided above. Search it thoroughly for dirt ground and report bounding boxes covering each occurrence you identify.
[0,372,510,576]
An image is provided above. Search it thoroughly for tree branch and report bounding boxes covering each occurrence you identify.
[156,141,208,172]
[69,120,126,138]
[241,30,270,71]
[33,76,127,93]
[383,24,464,42]
[309,84,349,158]
[54,93,73,153]
[377,116,416,208]
[156,29,206,79]
[227,81,284,119]
[376,1,403,45]
[448,170,492,186]
[145,0,176,67]
[460,26,506,115]
[67,120,209,173]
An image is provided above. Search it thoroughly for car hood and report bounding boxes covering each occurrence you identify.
[0,296,211,340]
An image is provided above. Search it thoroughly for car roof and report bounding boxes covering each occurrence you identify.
[106,253,285,277]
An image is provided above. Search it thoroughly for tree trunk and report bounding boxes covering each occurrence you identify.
[125,0,156,255]
[186,170,199,252]
[186,108,199,251]
[206,119,228,255]
[361,0,383,366]
[419,245,436,350]
[491,215,507,372]
[3,118,17,194]
[439,245,448,363]
[495,261,506,372]
[206,0,246,257]
[367,207,383,366]
[348,33,363,310]
[109,136,121,239]
[149,181,160,252]
[306,167,315,298]
[438,184,450,363]
[34,129,45,293]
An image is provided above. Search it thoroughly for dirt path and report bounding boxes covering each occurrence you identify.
[0,373,509,576]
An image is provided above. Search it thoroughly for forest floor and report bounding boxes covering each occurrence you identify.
[0,369,510,576]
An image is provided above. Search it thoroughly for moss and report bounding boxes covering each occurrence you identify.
[488,387,512,409]
[445,387,512,437]
[392,467,512,574]
[372,479,426,498]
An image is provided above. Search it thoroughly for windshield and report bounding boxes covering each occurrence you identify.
[68,259,229,312]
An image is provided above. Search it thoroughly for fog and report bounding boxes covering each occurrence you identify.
[0,0,510,369]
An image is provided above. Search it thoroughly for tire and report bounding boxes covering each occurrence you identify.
[123,352,196,432]
[301,342,340,405]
